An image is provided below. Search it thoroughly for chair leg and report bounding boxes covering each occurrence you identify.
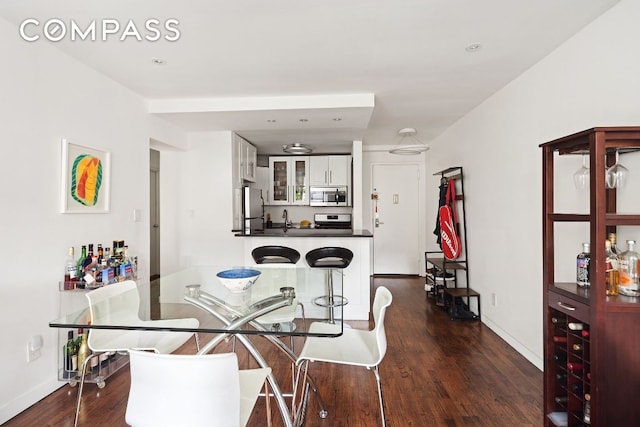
[372,366,386,427]
[264,379,272,427]
[73,354,94,427]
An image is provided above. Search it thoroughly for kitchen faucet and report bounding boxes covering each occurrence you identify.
[282,209,291,228]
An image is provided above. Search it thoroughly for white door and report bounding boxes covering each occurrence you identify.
[372,163,420,274]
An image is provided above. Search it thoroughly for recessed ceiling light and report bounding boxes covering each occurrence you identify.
[465,43,482,53]
[332,118,342,121]
[299,118,309,122]
[151,58,166,65]
[267,119,277,123]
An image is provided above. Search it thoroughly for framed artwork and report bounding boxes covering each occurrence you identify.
[60,139,111,213]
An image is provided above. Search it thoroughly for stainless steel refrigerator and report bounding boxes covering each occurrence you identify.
[242,186,264,234]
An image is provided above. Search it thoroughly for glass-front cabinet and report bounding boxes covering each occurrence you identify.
[268,156,309,205]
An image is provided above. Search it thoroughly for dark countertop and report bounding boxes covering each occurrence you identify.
[235,228,373,238]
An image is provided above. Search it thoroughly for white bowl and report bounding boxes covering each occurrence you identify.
[216,269,261,293]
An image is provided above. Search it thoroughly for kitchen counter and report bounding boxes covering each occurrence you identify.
[238,229,373,320]
[236,228,372,238]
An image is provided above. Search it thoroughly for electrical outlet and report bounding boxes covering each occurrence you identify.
[27,335,43,362]
[492,293,498,307]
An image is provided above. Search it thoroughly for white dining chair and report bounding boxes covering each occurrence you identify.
[294,286,393,427]
[74,280,199,427]
[125,350,271,427]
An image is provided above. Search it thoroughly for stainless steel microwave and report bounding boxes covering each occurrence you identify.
[309,186,348,206]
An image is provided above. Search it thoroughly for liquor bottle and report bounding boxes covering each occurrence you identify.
[76,328,90,372]
[605,239,619,296]
[97,244,104,265]
[577,243,591,287]
[618,240,640,296]
[64,247,77,290]
[609,232,620,255]
[63,330,77,373]
[76,245,87,289]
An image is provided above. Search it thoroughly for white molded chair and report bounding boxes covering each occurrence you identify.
[295,286,393,427]
[74,280,199,427]
[125,350,271,427]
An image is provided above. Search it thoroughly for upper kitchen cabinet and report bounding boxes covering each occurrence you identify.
[268,156,310,205]
[233,133,257,183]
[309,155,351,186]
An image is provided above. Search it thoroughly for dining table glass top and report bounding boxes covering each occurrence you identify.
[50,264,344,337]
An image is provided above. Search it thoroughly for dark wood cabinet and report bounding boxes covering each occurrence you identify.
[541,127,640,426]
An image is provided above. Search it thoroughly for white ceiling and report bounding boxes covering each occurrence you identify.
[0,0,620,154]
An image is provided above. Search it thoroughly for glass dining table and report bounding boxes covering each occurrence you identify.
[50,264,345,427]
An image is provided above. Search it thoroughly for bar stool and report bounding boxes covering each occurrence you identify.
[305,247,353,324]
[251,245,300,264]
[251,245,302,335]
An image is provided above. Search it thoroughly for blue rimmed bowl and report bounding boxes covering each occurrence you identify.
[216,268,261,293]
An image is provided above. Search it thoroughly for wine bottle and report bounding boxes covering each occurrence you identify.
[554,353,567,363]
[581,329,590,338]
[551,316,566,326]
[605,239,619,296]
[64,247,77,290]
[554,396,568,404]
[553,336,567,343]
[556,373,567,381]
[571,382,583,394]
[577,242,591,288]
[63,330,77,373]
[567,362,583,373]
[619,240,640,296]
[584,393,591,425]
[568,322,584,331]
[76,245,87,289]
[572,343,583,352]
[76,328,90,372]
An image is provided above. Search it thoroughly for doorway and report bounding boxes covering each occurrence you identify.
[150,149,160,281]
[371,163,421,274]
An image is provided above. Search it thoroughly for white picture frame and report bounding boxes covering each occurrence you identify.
[60,138,111,213]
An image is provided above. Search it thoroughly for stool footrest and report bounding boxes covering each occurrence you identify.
[313,295,348,308]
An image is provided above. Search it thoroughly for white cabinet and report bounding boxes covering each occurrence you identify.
[309,155,351,186]
[235,134,257,183]
[268,157,310,205]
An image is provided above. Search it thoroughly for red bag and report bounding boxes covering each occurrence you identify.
[439,179,462,260]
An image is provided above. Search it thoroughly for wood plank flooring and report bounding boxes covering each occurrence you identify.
[4,276,543,426]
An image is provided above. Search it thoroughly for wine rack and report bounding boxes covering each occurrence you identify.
[541,127,640,426]
[548,307,591,426]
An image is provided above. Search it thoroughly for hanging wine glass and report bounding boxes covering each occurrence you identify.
[573,154,589,190]
[606,150,629,189]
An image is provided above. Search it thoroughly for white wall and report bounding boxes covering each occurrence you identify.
[0,16,165,422]
[423,0,640,369]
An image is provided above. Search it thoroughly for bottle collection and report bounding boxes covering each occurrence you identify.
[62,240,137,290]
[576,232,640,297]
[62,328,115,378]
[550,312,591,426]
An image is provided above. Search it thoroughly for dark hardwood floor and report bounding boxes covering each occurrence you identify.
[5,276,542,426]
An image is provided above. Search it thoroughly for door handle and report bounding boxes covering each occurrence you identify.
[375,218,384,227]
